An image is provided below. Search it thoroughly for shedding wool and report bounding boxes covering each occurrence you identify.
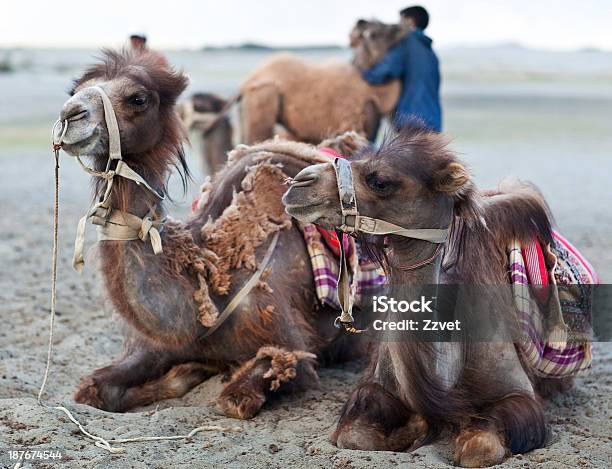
[165,134,368,329]
[200,161,292,295]
[161,222,223,327]
[227,137,330,166]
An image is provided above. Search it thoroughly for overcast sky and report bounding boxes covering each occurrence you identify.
[2,0,611,51]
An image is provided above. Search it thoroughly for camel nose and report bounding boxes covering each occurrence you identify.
[292,166,320,187]
[60,99,89,122]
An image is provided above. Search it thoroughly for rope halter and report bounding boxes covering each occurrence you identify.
[331,156,450,332]
[52,85,165,272]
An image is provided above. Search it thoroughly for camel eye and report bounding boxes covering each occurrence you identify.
[365,172,397,194]
[127,93,148,108]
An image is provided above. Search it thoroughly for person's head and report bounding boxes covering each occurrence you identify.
[129,34,147,52]
[400,6,429,31]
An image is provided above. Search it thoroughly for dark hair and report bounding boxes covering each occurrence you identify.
[400,6,429,29]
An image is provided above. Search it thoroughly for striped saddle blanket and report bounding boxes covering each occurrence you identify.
[509,230,597,377]
[300,223,385,310]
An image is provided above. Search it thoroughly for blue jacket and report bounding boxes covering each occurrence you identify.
[363,29,441,132]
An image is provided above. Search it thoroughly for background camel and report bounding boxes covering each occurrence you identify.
[283,129,594,466]
[56,50,372,420]
[180,92,233,173]
[181,20,403,173]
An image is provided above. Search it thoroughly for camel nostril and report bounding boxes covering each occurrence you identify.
[292,168,319,187]
[60,106,89,122]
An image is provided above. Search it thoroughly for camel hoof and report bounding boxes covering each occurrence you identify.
[454,429,506,467]
[334,423,385,450]
[216,388,266,420]
[74,376,107,410]
[333,414,428,452]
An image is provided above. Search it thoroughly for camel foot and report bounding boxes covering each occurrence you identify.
[216,387,266,420]
[454,429,506,467]
[216,346,317,419]
[332,382,427,452]
[74,376,108,410]
[75,362,211,412]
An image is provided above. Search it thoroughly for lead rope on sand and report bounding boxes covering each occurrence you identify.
[34,136,241,456]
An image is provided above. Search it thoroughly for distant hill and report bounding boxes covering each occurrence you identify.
[201,42,344,52]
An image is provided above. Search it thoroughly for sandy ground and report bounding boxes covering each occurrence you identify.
[1,48,612,468]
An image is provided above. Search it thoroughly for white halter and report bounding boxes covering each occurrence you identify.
[52,85,165,272]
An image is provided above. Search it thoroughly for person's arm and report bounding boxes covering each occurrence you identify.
[362,43,406,84]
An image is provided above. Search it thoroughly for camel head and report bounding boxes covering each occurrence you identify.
[178,92,228,131]
[351,20,407,71]
[56,49,188,170]
[283,128,480,234]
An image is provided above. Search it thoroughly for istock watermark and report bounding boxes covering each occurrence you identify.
[354,284,610,342]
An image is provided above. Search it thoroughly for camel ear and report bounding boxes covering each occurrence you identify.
[159,70,189,107]
[434,162,470,195]
[434,161,483,224]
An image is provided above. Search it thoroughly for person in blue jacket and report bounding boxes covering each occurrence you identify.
[363,6,442,132]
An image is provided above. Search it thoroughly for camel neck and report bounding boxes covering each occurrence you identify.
[386,236,441,285]
[370,81,402,114]
[91,156,167,220]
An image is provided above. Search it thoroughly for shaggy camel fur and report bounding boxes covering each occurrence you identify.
[283,128,584,466]
[57,49,372,419]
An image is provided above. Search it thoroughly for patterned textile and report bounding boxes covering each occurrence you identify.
[509,230,597,378]
[300,223,385,310]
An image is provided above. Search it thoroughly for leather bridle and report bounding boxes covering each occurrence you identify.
[331,156,450,332]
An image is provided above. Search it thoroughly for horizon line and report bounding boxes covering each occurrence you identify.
[0,41,610,55]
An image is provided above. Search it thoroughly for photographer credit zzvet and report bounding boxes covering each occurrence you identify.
[371,295,461,332]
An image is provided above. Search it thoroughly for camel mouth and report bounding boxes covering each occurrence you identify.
[60,127,103,157]
[283,196,339,229]
[282,186,320,211]
[284,200,323,214]
[284,202,329,226]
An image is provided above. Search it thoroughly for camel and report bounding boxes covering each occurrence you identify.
[283,128,592,466]
[55,50,372,419]
[180,92,233,173]
[181,20,404,173]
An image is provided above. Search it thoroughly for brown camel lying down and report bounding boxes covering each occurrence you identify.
[283,128,595,466]
[55,50,373,419]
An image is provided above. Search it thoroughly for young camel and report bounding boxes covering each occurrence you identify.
[283,129,570,466]
[56,50,369,419]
